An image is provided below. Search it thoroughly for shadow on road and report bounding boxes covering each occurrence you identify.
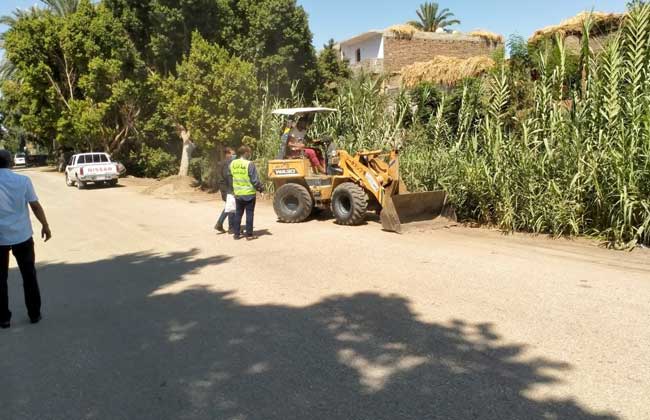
[1,250,617,420]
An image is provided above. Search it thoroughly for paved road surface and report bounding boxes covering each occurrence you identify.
[2,169,649,420]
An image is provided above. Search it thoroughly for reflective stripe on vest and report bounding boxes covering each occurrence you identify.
[230,159,256,196]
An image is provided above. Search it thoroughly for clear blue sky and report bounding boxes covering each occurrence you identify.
[299,0,627,48]
[1,0,628,50]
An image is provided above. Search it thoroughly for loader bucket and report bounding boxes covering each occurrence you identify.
[380,191,457,233]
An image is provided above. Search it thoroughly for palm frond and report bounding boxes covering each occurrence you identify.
[0,58,18,82]
[39,0,79,16]
[412,2,461,32]
[438,19,461,28]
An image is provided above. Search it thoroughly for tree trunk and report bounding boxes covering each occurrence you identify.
[178,126,195,176]
[215,143,224,161]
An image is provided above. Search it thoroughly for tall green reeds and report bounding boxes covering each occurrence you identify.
[416,3,650,248]
[256,3,650,248]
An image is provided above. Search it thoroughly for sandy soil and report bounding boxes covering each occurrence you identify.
[2,169,649,420]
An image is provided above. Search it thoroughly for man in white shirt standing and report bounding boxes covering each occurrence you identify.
[0,150,52,329]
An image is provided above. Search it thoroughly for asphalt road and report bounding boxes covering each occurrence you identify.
[2,169,649,420]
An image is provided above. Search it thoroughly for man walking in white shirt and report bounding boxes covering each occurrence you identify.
[0,150,52,329]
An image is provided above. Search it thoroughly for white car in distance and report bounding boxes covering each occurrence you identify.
[65,152,120,189]
[14,152,26,167]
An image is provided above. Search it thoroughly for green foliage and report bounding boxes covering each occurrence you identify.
[104,0,229,75]
[0,113,20,152]
[434,3,650,248]
[508,35,532,69]
[188,155,222,190]
[1,0,146,154]
[104,0,318,97]
[160,32,258,151]
[267,3,647,248]
[40,0,80,16]
[1,11,62,149]
[1,0,321,179]
[128,144,178,179]
[409,83,443,127]
[226,0,319,98]
[3,0,648,250]
[408,2,460,32]
[315,39,351,105]
[314,73,409,151]
[529,36,582,96]
[253,82,303,190]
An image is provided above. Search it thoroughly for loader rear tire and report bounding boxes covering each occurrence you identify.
[331,182,368,226]
[274,183,313,223]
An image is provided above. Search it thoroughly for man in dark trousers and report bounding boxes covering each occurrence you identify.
[229,146,264,241]
[0,150,52,329]
[214,147,235,233]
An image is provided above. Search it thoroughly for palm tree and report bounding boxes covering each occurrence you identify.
[0,7,44,81]
[0,6,42,27]
[408,2,461,32]
[0,49,18,81]
[40,0,80,17]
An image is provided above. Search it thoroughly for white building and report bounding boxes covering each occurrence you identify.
[338,28,502,77]
[339,30,385,73]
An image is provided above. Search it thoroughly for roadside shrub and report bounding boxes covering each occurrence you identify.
[189,155,221,190]
[128,144,178,179]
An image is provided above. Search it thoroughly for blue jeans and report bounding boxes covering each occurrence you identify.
[216,208,233,230]
[233,197,256,237]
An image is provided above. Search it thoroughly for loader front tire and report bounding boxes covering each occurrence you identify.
[274,183,313,223]
[331,182,368,226]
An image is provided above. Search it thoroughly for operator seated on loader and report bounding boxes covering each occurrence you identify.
[286,117,326,174]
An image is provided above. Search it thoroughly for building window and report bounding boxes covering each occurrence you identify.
[356,48,361,63]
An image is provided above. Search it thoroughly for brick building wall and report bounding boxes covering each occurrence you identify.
[383,33,500,74]
[562,34,611,53]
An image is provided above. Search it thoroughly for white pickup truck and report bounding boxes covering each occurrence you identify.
[65,152,120,189]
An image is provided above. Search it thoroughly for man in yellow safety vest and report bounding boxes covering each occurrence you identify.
[229,146,265,240]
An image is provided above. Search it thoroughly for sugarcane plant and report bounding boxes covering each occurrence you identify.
[256,3,650,248]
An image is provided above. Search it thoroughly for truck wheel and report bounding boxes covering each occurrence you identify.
[331,182,368,226]
[108,179,118,187]
[274,183,313,223]
[65,173,74,187]
[76,178,86,190]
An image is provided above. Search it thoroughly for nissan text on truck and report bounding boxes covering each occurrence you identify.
[65,153,120,189]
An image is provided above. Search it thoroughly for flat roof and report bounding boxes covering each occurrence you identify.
[338,30,384,46]
[339,28,500,46]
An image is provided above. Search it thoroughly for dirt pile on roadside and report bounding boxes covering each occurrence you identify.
[142,175,207,200]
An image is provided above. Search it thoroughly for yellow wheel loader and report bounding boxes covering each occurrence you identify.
[267,108,456,233]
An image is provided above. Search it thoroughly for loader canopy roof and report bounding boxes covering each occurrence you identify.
[271,107,337,117]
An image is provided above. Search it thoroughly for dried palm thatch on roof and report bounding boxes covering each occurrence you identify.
[388,24,418,40]
[529,11,625,44]
[468,30,504,44]
[401,55,496,87]
[386,24,504,44]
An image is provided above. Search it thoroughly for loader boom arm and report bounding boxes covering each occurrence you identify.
[337,150,392,205]
[335,149,456,233]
